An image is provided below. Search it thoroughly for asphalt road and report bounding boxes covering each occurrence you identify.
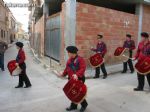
[0,42,150,112]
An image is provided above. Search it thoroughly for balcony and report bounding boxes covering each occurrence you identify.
[32,6,43,18]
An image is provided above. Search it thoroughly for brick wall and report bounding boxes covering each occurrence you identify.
[76,2,139,66]
[142,5,150,33]
[34,15,45,57]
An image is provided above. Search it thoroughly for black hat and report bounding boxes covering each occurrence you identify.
[126,34,132,38]
[16,42,24,48]
[141,32,149,38]
[97,34,103,39]
[66,46,78,54]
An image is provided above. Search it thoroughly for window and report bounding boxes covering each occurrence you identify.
[1,30,3,38]
[4,31,5,38]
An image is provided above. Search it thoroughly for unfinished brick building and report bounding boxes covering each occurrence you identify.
[28,0,150,66]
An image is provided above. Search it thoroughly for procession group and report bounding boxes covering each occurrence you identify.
[57,32,150,112]
[0,31,150,112]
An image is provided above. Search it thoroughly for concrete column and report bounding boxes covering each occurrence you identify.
[43,3,49,17]
[136,4,143,43]
[64,0,76,61]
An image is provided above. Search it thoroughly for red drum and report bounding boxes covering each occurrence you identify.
[114,47,129,62]
[114,47,126,56]
[63,79,87,104]
[89,53,104,68]
[7,60,21,76]
[135,57,150,75]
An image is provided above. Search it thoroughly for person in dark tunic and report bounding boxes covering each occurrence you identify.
[133,32,150,91]
[60,46,88,112]
[0,40,8,71]
[91,34,108,79]
[122,34,135,73]
[15,42,32,88]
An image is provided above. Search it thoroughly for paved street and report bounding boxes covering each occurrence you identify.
[0,42,150,112]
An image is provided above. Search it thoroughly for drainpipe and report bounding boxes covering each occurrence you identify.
[136,4,143,44]
[64,0,77,62]
[43,2,52,67]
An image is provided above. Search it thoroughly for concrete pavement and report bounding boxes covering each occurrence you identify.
[0,41,150,112]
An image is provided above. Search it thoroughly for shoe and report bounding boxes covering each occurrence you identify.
[121,71,126,73]
[24,85,32,88]
[103,75,107,79]
[134,87,143,91]
[1,69,5,71]
[130,71,134,74]
[93,75,100,79]
[66,106,77,111]
[15,86,23,88]
[80,104,88,112]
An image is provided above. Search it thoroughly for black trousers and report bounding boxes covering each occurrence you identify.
[69,76,88,108]
[18,63,31,87]
[95,63,107,77]
[0,53,4,70]
[123,59,134,72]
[137,73,150,89]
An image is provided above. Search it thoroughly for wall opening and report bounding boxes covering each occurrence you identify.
[77,0,136,14]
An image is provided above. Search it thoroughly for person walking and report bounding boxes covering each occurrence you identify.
[15,42,32,88]
[0,40,8,71]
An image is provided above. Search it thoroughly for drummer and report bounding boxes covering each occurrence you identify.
[91,34,108,79]
[122,34,135,74]
[15,42,32,88]
[133,32,150,91]
[59,46,88,112]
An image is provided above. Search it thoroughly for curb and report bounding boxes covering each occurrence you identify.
[28,43,51,70]
[28,43,123,78]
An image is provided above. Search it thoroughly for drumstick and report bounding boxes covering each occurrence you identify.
[122,54,134,60]
[52,70,64,79]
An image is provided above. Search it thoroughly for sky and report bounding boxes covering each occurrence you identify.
[3,0,30,32]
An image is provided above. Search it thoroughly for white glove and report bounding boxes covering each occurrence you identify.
[72,74,78,80]
[131,58,136,61]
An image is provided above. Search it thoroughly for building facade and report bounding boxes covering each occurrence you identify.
[8,12,17,43]
[28,0,150,66]
[16,22,25,40]
[0,0,17,44]
[0,0,9,43]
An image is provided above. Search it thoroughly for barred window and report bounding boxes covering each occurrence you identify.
[1,30,3,38]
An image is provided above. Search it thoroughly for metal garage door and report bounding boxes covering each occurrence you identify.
[45,14,61,62]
